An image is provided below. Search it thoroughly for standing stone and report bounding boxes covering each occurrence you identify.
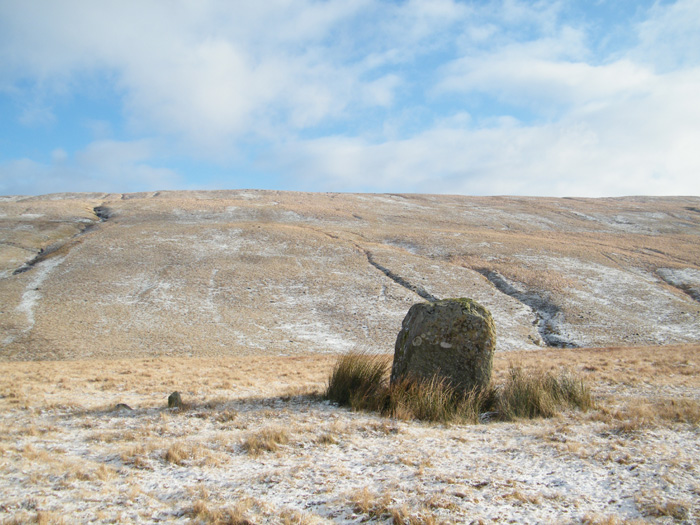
[168,391,183,409]
[391,298,496,392]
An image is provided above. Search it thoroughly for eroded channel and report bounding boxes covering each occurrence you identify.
[12,205,111,275]
[364,250,439,302]
[477,269,576,348]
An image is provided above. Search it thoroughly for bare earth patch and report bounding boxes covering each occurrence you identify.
[1,346,698,523]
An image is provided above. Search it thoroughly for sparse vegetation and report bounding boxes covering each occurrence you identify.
[349,486,393,519]
[325,351,389,409]
[325,352,592,423]
[185,496,257,524]
[496,365,593,420]
[1,347,698,523]
[594,396,700,434]
[164,441,202,466]
[242,426,290,456]
[637,495,691,520]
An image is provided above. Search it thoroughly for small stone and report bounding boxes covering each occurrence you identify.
[168,391,183,409]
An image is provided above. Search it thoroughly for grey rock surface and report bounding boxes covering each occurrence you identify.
[391,298,496,392]
[168,391,183,409]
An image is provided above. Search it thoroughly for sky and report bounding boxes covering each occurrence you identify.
[1,0,699,198]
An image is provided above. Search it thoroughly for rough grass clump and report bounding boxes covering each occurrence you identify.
[325,352,389,410]
[242,427,289,456]
[186,497,257,525]
[350,486,389,517]
[326,352,592,424]
[496,366,593,420]
[386,375,492,424]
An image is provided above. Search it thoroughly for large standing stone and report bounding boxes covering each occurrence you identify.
[391,298,496,392]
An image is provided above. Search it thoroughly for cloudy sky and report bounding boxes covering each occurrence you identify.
[1,0,699,197]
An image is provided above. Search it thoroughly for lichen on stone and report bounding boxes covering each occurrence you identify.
[391,298,496,392]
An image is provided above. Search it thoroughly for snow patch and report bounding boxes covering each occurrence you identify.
[478,269,572,347]
[15,256,65,335]
[657,268,700,302]
[520,256,700,346]
[277,321,354,352]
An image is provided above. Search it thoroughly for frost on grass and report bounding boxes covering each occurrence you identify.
[1,349,699,524]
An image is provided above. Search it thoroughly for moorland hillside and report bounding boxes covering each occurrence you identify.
[1,191,699,360]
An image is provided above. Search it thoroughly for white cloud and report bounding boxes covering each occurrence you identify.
[439,55,653,110]
[0,140,181,196]
[270,0,700,197]
[276,61,700,197]
[0,0,395,152]
[635,0,700,70]
[1,0,699,197]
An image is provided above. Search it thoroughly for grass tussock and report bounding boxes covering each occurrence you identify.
[242,427,290,456]
[497,366,593,420]
[325,353,592,424]
[186,497,256,524]
[325,352,389,409]
[349,487,393,520]
[386,375,491,424]
[164,442,196,466]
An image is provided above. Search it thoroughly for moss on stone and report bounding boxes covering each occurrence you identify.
[391,298,496,393]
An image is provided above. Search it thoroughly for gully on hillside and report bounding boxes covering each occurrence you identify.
[12,205,112,275]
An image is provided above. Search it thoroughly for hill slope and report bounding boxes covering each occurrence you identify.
[1,191,699,360]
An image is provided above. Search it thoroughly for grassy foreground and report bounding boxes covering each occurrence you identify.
[0,345,699,523]
[325,352,593,423]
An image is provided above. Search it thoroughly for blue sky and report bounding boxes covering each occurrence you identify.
[1,0,699,197]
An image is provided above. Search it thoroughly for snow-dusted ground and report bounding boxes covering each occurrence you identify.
[4,397,698,524]
[2,192,700,522]
[1,349,699,524]
[1,192,700,360]
[658,268,700,302]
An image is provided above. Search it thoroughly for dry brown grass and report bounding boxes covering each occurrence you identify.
[636,492,692,521]
[349,486,393,519]
[591,396,700,434]
[0,509,67,525]
[4,193,699,365]
[450,224,700,277]
[185,496,258,524]
[164,441,199,465]
[390,505,443,525]
[347,487,448,524]
[491,344,700,389]
[279,508,324,525]
[501,489,543,506]
[241,426,290,456]
[0,354,336,411]
[2,345,697,419]
[454,253,582,294]
[1,344,699,523]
